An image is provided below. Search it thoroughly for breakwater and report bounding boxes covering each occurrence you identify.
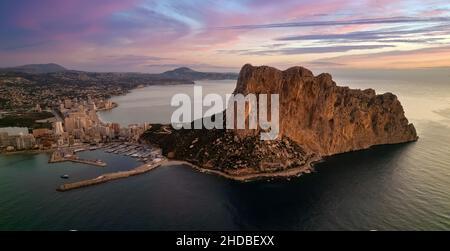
[57,159,166,191]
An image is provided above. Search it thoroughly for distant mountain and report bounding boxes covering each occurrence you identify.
[160,67,238,80]
[0,64,238,80]
[0,63,67,74]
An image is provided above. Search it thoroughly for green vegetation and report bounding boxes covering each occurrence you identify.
[0,98,12,109]
[0,111,54,130]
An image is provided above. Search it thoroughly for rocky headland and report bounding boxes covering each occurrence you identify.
[142,64,418,180]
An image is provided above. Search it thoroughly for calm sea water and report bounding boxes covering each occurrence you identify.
[0,78,449,230]
[98,80,236,125]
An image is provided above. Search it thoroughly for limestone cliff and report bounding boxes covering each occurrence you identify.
[235,64,418,156]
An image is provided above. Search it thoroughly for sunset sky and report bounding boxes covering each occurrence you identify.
[1,0,450,72]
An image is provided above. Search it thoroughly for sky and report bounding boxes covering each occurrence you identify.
[1,0,450,72]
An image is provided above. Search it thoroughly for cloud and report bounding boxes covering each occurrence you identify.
[311,46,450,68]
[1,40,54,51]
[1,0,450,70]
[221,16,450,30]
[222,45,396,56]
[0,1,191,51]
[306,61,347,66]
[275,24,450,44]
[104,55,170,62]
[75,54,174,72]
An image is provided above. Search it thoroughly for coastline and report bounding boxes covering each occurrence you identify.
[1,148,54,156]
[55,154,322,192]
[3,82,322,183]
[102,83,324,182]
[96,102,119,112]
[164,155,323,182]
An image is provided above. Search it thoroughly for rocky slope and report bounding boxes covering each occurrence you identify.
[142,64,417,179]
[142,124,317,177]
[235,64,418,156]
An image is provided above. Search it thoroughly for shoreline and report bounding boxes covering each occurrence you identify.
[96,102,119,112]
[4,83,323,187]
[56,156,321,192]
[164,155,323,182]
[98,85,324,183]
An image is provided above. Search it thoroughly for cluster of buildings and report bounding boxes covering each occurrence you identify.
[0,97,151,152]
[0,128,36,151]
[52,98,150,147]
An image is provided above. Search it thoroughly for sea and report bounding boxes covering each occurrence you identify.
[0,77,449,231]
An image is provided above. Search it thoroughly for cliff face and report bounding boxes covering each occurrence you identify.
[235,64,418,156]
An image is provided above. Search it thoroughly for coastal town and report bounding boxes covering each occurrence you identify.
[0,93,171,191]
[0,66,238,191]
[0,65,235,155]
[0,96,151,153]
[0,93,167,178]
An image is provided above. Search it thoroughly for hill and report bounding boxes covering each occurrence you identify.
[0,63,67,74]
[160,67,238,80]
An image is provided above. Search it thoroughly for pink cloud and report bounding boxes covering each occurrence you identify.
[15,0,139,27]
[2,0,449,71]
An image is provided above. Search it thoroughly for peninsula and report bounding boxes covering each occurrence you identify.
[142,64,418,180]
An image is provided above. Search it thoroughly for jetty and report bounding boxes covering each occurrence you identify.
[62,158,106,167]
[49,150,106,167]
[57,159,166,192]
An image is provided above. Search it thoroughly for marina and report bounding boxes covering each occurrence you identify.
[48,141,165,191]
[49,142,163,167]
[101,142,163,162]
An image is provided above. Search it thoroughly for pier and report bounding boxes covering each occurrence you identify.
[49,150,106,167]
[57,159,167,192]
[62,158,106,167]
